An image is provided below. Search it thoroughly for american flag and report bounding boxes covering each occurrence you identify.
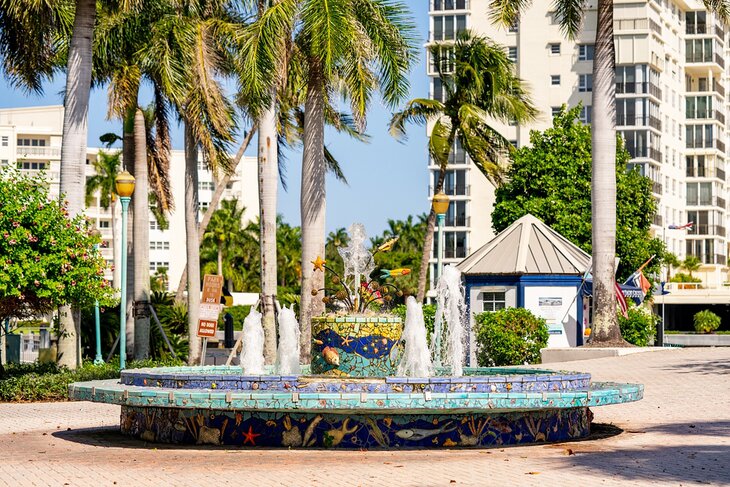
[668,222,693,230]
[614,280,629,319]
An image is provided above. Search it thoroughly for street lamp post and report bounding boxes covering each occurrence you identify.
[432,192,450,283]
[115,171,135,370]
[90,228,104,364]
[431,191,450,367]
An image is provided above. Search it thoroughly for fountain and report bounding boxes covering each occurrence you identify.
[69,225,642,448]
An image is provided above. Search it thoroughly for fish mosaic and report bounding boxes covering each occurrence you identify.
[120,406,592,449]
[311,317,404,377]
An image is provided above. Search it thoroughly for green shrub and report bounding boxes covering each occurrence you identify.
[618,304,658,346]
[669,273,702,283]
[218,305,252,331]
[391,303,437,341]
[694,310,721,333]
[474,308,548,366]
[0,357,184,402]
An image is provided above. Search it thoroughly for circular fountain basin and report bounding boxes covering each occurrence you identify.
[69,366,642,448]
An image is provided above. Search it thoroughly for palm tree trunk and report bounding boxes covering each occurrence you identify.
[217,243,223,276]
[133,108,151,360]
[259,100,278,364]
[174,128,256,300]
[590,0,623,345]
[123,108,136,356]
[57,0,96,369]
[184,123,202,364]
[416,166,447,303]
[300,62,326,363]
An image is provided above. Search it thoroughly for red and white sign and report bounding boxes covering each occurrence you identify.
[197,274,224,338]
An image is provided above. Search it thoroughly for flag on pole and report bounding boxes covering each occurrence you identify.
[624,255,655,298]
[668,222,693,230]
[614,280,629,319]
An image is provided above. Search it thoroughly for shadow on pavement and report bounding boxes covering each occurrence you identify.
[661,359,730,375]
[639,420,730,438]
[561,442,730,484]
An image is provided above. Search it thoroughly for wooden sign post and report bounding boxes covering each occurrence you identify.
[198,274,224,366]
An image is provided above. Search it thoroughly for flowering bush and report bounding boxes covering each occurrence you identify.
[0,169,115,322]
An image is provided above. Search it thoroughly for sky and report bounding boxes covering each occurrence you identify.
[0,0,430,238]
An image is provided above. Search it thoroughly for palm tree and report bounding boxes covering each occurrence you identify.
[489,0,730,345]
[682,256,702,279]
[390,31,537,302]
[85,149,121,289]
[202,199,246,278]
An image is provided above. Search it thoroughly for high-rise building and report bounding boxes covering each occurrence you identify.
[0,105,258,292]
[427,0,730,322]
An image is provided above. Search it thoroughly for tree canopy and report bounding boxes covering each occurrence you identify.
[492,106,664,281]
[0,169,115,323]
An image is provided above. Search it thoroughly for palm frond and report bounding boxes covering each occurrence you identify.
[389,98,445,139]
[428,118,455,169]
[488,0,531,27]
[553,0,585,39]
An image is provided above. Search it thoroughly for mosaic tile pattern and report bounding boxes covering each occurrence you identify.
[119,406,593,448]
[310,316,404,377]
[119,367,592,394]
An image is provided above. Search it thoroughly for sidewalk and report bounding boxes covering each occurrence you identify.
[0,347,728,486]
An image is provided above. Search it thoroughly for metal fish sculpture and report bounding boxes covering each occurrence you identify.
[380,268,411,279]
[322,346,340,366]
[395,421,457,441]
[376,236,399,253]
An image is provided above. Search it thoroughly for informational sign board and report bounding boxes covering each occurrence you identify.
[197,274,224,338]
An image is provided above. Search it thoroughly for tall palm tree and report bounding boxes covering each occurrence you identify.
[390,31,537,302]
[488,0,729,344]
[202,199,246,278]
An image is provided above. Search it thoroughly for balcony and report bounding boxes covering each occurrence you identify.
[616,114,662,130]
[687,224,727,236]
[649,148,663,163]
[445,216,470,227]
[16,146,61,158]
[652,181,663,194]
[652,214,663,226]
[615,81,662,99]
[686,196,727,208]
[686,166,726,181]
[686,139,726,153]
[428,185,470,197]
[431,0,469,11]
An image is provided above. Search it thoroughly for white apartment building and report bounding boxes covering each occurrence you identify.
[427,0,730,324]
[0,105,258,293]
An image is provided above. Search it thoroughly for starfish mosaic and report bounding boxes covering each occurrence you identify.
[242,425,262,446]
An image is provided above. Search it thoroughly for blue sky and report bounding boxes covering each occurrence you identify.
[0,0,430,238]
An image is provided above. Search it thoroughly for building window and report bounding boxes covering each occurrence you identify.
[99,220,110,229]
[432,78,447,103]
[19,161,47,170]
[482,291,506,312]
[549,43,561,55]
[432,0,467,11]
[445,200,467,226]
[579,74,593,92]
[150,220,163,231]
[199,201,210,213]
[509,18,518,33]
[1,136,7,147]
[432,14,467,41]
[440,169,467,195]
[508,140,518,147]
[448,138,466,165]
[551,106,561,117]
[150,241,170,250]
[434,231,467,258]
[150,261,170,272]
[580,106,592,124]
[686,11,707,34]
[578,44,595,61]
[198,181,215,191]
[550,75,561,85]
[685,124,716,149]
[508,46,517,62]
[430,46,455,74]
[1,160,8,168]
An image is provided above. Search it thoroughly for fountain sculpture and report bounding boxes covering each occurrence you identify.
[69,225,642,448]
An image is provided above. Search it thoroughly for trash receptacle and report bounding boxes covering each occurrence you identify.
[224,313,234,348]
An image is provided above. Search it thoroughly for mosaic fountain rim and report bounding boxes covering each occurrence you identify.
[118,366,593,394]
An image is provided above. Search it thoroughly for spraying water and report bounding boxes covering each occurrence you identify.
[431,265,467,376]
[275,304,301,375]
[397,296,433,377]
[240,307,265,375]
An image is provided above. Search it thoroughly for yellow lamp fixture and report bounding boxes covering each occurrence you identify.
[115,170,136,198]
[432,191,450,215]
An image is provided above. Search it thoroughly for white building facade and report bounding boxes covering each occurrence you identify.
[0,105,258,293]
[427,0,730,312]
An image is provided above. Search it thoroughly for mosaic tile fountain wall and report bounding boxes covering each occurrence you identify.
[120,406,593,448]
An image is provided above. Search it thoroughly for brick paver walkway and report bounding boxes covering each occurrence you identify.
[1,347,728,486]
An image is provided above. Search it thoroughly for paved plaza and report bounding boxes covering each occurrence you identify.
[0,347,728,487]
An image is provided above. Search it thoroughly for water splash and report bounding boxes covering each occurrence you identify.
[397,296,433,377]
[337,223,375,301]
[240,307,265,375]
[431,265,466,376]
[275,304,301,375]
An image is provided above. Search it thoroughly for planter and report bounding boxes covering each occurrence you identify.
[311,315,403,377]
